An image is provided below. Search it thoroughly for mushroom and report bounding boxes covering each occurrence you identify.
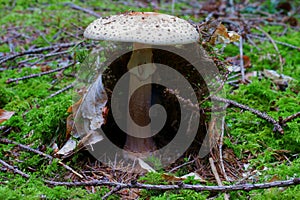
[84,11,199,157]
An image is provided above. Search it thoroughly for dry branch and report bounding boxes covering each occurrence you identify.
[6,62,75,84]
[1,155,300,194]
[65,3,101,18]
[248,34,300,51]
[44,178,300,192]
[166,89,285,134]
[102,185,123,200]
[2,158,299,193]
[0,138,83,179]
[218,113,230,182]
[209,157,230,200]
[211,96,284,134]
[0,42,81,65]
[253,26,284,73]
[239,37,245,82]
[282,112,300,124]
[48,82,75,98]
[0,159,30,178]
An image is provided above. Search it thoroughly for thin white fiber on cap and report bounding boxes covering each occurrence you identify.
[84,12,199,45]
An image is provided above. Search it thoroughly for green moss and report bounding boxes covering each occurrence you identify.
[1,0,300,199]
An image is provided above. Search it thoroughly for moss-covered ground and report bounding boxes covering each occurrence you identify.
[0,0,299,199]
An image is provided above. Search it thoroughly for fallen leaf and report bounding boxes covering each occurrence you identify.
[181,172,206,183]
[268,175,279,182]
[138,158,156,172]
[209,24,240,45]
[161,173,184,182]
[56,138,77,156]
[161,172,206,183]
[59,75,108,155]
[40,65,51,72]
[0,109,15,124]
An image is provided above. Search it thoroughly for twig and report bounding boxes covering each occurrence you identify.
[0,42,81,65]
[218,112,231,182]
[48,83,75,98]
[209,157,230,200]
[228,73,241,80]
[44,178,300,192]
[253,26,284,73]
[1,161,300,193]
[281,112,300,125]
[0,159,30,178]
[246,35,261,51]
[239,37,245,82]
[171,0,175,15]
[211,96,284,134]
[102,185,123,200]
[6,62,75,84]
[65,3,101,18]
[248,34,300,51]
[23,49,72,67]
[209,157,222,185]
[228,0,235,16]
[168,159,195,173]
[0,138,83,179]
[235,171,257,185]
[41,49,72,60]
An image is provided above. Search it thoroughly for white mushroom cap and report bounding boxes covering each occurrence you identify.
[84,12,199,45]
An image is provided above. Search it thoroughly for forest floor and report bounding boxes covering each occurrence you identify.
[0,0,299,199]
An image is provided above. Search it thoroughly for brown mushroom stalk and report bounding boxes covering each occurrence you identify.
[125,43,157,154]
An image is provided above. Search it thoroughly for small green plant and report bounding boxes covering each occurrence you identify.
[182,175,201,185]
[145,156,163,171]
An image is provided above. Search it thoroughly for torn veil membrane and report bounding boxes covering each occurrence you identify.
[57,75,107,156]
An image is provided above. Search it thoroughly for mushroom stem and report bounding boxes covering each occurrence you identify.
[124,43,157,155]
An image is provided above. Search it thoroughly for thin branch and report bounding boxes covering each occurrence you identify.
[209,157,230,200]
[6,62,75,84]
[248,34,300,51]
[218,112,231,182]
[253,26,284,73]
[0,138,83,179]
[168,159,195,173]
[281,112,300,124]
[239,37,245,82]
[102,185,123,200]
[0,42,81,65]
[65,3,101,18]
[1,158,300,193]
[0,159,30,178]
[211,96,284,134]
[246,35,261,51]
[48,83,75,98]
[44,178,300,192]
